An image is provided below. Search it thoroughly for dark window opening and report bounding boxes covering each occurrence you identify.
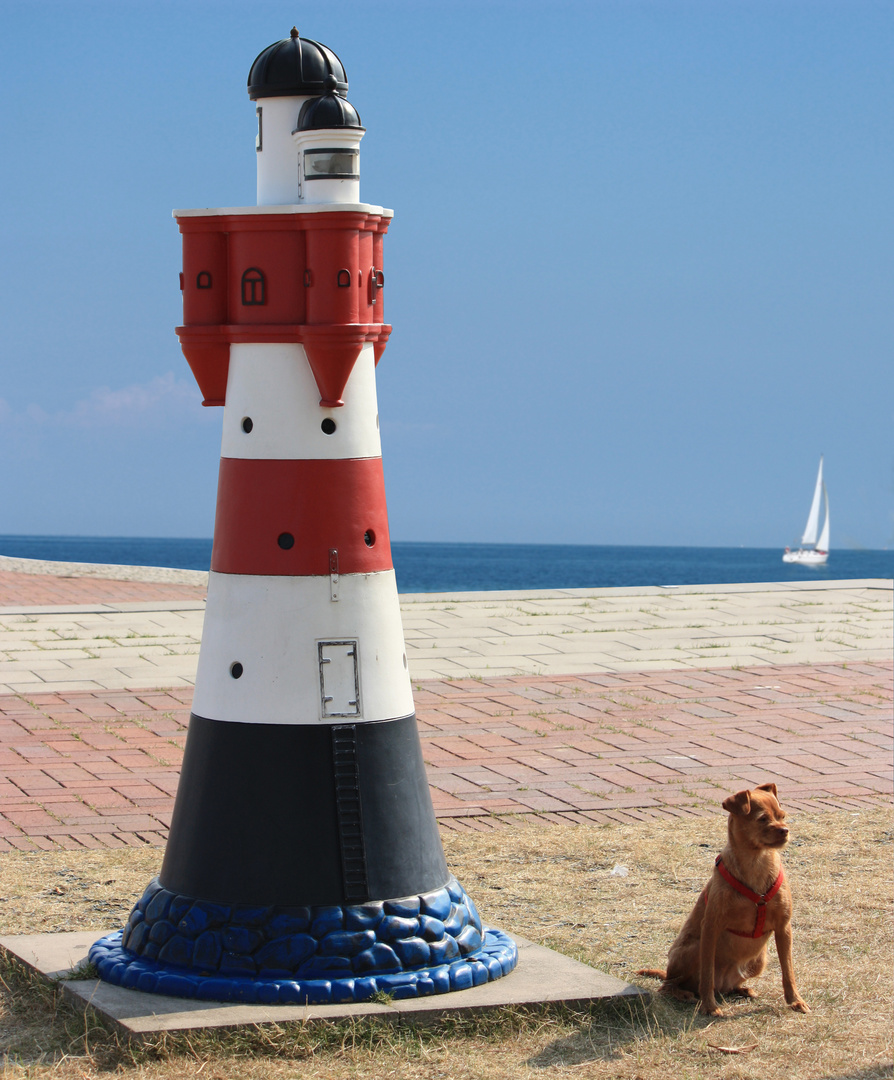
[241,268,266,306]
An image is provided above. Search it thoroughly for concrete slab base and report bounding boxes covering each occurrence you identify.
[0,930,643,1039]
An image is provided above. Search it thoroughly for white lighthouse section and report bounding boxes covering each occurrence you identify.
[256,96,311,205]
[193,571,413,725]
[198,328,413,726]
[292,127,364,206]
[220,343,382,460]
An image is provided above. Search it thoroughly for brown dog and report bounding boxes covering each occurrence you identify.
[638,783,809,1015]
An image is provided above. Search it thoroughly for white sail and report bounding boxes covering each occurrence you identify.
[816,483,830,553]
[800,456,824,546]
[782,456,830,565]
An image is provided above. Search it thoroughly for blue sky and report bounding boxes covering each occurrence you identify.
[1,0,891,549]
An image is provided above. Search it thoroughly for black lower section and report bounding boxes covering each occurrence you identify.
[159,712,448,908]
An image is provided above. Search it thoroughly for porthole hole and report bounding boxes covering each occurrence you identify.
[230,662,244,679]
[364,529,376,547]
[402,653,407,669]
[278,532,295,550]
[321,418,336,435]
[241,417,253,433]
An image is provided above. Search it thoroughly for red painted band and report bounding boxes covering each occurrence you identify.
[178,214,390,330]
[176,324,392,344]
[211,457,392,577]
[176,211,391,234]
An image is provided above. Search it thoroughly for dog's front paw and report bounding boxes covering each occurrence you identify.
[788,999,810,1013]
[698,1001,723,1017]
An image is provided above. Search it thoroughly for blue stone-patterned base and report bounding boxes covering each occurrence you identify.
[89,876,517,1005]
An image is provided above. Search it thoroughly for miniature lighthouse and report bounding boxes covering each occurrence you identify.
[90,29,516,1005]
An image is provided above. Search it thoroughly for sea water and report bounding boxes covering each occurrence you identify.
[0,535,890,593]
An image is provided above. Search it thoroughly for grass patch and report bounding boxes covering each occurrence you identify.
[0,807,891,1078]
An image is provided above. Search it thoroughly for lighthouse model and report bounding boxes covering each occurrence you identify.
[90,30,517,1005]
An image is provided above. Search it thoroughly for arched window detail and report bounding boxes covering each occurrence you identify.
[241,268,266,306]
[337,269,351,288]
[196,271,213,289]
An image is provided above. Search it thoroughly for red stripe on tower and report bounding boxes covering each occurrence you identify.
[211,457,391,576]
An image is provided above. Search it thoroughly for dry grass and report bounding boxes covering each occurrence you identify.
[1,806,891,1080]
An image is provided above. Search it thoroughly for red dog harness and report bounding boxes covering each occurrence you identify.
[703,855,785,938]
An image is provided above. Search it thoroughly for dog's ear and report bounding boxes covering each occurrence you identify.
[722,790,751,816]
[756,782,778,798]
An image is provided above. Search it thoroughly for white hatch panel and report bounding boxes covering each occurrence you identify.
[319,640,361,718]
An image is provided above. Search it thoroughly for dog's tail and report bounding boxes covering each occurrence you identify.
[635,968,667,979]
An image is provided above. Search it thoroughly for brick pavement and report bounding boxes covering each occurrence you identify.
[0,570,206,607]
[0,660,889,851]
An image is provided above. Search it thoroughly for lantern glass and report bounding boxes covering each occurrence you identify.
[304,149,359,180]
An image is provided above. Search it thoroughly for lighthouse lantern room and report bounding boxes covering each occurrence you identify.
[89,28,517,1006]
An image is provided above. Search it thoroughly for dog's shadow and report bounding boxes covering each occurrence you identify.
[525,993,762,1069]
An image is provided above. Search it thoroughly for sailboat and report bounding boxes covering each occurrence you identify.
[783,456,830,565]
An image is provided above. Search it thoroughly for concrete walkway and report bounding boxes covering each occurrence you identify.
[0,561,890,852]
[0,561,890,693]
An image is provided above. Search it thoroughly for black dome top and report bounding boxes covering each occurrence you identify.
[295,76,363,131]
[247,28,348,100]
